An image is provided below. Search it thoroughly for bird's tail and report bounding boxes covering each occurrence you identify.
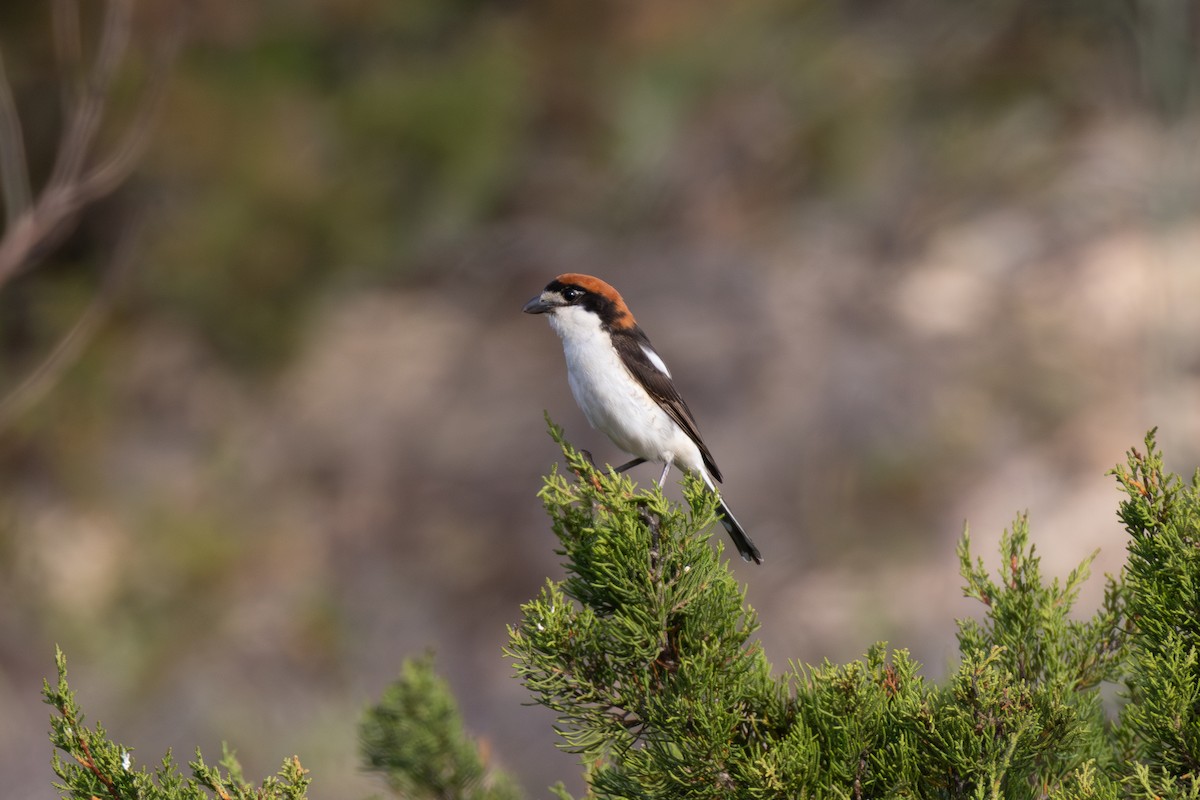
[700,474,762,565]
[716,497,762,565]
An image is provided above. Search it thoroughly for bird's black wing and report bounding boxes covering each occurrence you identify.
[611,327,724,483]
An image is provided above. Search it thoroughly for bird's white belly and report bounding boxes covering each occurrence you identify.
[557,328,700,470]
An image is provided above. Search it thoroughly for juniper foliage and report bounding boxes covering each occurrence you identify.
[500,424,1199,798]
[360,654,523,800]
[42,647,311,800]
[41,428,1200,799]
[1111,432,1200,793]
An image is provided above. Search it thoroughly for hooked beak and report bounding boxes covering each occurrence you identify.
[522,294,555,314]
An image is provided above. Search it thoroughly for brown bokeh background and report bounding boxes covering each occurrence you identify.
[2,2,1199,797]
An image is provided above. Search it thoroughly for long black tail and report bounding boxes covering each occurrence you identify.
[716,495,762,565]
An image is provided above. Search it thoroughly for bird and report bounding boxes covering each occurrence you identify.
[523,273,762,564]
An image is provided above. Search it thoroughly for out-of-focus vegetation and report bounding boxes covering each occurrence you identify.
[44,648,312,800]
[2,1,1199,798]
[361,654,522,800]
[12,0,1196,372]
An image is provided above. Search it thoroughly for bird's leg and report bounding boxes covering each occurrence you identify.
[657,461,672,487]
[613,457,646,474]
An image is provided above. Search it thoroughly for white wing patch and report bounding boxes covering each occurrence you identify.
[641,344,671,378]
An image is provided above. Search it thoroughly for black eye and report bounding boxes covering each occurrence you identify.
[561,286,583,303]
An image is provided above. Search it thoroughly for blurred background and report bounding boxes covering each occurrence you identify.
[2,0,1199,797]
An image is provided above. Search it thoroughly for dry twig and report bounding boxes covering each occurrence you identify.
[0,0,183,425]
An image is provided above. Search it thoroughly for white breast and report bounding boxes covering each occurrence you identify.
[548,306,705,473]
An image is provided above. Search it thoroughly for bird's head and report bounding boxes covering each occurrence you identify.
[522,273,637,332]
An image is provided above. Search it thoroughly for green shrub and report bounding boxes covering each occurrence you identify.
[45,428,1200,798]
